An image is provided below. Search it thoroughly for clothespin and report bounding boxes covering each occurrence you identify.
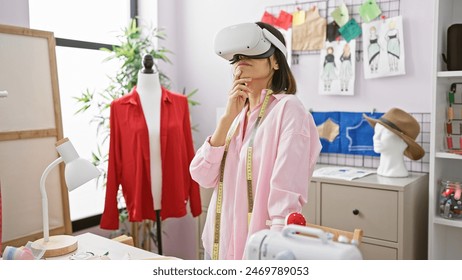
[295,0,300,11]
[381,15,386,23]
[371,108,376,114]
[336,36,341,45]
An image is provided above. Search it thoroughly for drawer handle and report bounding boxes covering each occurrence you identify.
[352,209,360,215]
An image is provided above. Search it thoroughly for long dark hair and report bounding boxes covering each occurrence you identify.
[256,22,297,95]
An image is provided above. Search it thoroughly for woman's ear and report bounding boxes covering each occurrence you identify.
[271,56,279,70]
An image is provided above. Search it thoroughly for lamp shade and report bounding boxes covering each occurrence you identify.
[55,138,100,191]
[64,158,100,191]
[32,137,100,258]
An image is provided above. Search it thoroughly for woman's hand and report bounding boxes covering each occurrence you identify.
[223,69,252,121]
[209,69,251,147]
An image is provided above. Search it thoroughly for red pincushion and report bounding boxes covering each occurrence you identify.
[285,212,306,226]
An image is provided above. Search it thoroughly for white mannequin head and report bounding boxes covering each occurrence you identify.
[373,123,409,177]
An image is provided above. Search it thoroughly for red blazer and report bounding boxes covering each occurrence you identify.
[100,86,201,230]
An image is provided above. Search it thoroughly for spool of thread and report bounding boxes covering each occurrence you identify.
[2,246,35,260]
[447,136,454,149]
[447,122,453,134]
[449,91,455,105]
[448,106,454,120]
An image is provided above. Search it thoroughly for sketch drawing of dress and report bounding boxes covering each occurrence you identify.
[368,26,380,73]
[385,21,400,72]
[322,47,337,91]
[339,44,353,92]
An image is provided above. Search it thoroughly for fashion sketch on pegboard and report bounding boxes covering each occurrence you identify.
[321,46,337,92]
[339,42,353,92]
[367,26,380,73]
[319,40,356,96]
[385,19,400,72]
[362,15,406,79]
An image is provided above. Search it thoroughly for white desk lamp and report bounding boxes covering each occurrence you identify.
[32,137,100,258]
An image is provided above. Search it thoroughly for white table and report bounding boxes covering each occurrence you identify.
[45,233,178,260]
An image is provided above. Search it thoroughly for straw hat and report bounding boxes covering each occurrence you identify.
[363,108,425,160]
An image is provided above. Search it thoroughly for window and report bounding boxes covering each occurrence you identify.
[29,0,133,221]
[29,0,131,45]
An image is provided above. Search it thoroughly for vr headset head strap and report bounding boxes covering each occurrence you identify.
[262,28,287,58]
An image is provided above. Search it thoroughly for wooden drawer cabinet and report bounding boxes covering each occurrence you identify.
[321,183,398,242]
[360,242,398,260]
[305,165,429,260]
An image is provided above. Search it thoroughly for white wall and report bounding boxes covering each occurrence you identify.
[157,0,434,150]
[0,0,29,27]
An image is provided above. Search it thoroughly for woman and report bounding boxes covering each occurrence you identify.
[190,22,321,260]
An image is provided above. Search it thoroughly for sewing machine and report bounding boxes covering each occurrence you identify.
[245,224,363,260]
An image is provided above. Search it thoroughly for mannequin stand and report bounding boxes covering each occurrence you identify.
[155,210,163,255]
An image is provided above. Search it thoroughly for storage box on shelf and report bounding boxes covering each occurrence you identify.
[430,0,462,260]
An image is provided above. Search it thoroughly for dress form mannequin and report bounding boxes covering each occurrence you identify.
[137,54,163,253]
[373,123,408,177]
[137,54,162,210]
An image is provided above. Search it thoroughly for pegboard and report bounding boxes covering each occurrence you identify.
[265,0,401,61]
[316,112,430,173]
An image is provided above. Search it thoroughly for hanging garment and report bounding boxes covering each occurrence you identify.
[261,11,278,26]
[292,6,327,51]
[326,21,341,42]
[275,10,293,30]
[100,86,202,230]
[261,10,293,30]
[292,9,306,26]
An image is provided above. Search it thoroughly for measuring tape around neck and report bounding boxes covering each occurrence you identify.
[212,89,273,260]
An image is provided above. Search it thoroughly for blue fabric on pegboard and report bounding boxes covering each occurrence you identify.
[312,111,341,153]
[312,111,384,156]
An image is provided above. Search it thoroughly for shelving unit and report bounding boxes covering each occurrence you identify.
[429,0,462,260]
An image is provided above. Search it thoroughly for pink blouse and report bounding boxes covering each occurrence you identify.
[190,91,321,260]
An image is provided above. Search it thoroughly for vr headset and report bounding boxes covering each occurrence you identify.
[214,23,287,62]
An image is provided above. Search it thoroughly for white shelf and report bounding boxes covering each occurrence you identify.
[435,152,462,159]
[437,71,462,78]
[434,216,462,228]
[430,0,462,260]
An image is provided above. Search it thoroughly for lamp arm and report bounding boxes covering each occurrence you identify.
[40,157,64,242]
